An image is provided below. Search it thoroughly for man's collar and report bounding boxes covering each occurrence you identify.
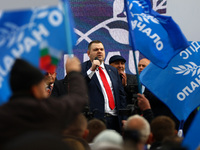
[100,63,105,69]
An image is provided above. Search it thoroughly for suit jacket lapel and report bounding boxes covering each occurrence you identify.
[93,73,102,91]
[105,65,116,92]
[87,61,102,91]
[105,65,112,79]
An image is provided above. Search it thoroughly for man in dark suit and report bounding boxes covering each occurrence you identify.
[109,55,138,105]
[109,55,154,123]
[44,72,57,96]
[81,40,126,132]
[51,75,68,97]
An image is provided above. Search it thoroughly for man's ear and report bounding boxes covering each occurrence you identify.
[30,85,37,98]
[146,132,154,144]
[82,129,89,140]
[174,129,178,135]
[30,84,43,100]
[87,50,90,57]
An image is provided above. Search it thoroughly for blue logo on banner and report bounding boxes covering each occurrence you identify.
[140,41,200,121]
[125,0,189,68]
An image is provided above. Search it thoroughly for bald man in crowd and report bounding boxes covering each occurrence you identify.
[134,58,180,126]
[123,115,150,150]
[138,58,150,75]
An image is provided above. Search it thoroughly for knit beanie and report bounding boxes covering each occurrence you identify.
[10,59,44,92]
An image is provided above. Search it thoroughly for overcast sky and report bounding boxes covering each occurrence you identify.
[0,0,58,10]
[166,0,200,41]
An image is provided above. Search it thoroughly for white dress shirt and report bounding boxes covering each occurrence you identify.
[87,63,117,115]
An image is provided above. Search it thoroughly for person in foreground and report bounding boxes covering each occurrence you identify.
[0,57,87,149]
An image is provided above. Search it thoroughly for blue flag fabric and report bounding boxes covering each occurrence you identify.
[61,0,77,55]
[182,110,200,150]
[0,2,76,104]
[140,41,200,121]
[124,0,189,68]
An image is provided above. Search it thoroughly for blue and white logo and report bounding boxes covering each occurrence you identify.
[125,0,189,68]
[140,41,200,121]
[0,3,76,104]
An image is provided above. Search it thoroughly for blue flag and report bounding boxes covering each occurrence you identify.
[140,41,200,121]
[182,110,200,150]
[0,1,76,104]
[124,0,189,68]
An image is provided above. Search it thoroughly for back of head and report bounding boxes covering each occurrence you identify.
[124,114,150,143]
[123,129,142,150]
[10,59,44,93]
[159,136,187,150]
[93,129,123,150]
[3,132,70,150]
[63,136,91,150]
[63,114,88,138]
[86,118,106,143]
[151,116,176,142]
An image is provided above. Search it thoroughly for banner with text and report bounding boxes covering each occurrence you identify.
[124,0,189,68]
[57,0,168,79]
[140,41,200,121]
[0,3,76,104]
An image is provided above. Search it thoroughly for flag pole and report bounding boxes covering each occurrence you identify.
[124,0,142,94]
[61,0,73,57]
[133,50,142,94]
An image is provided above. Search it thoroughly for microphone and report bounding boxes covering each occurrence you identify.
[94,57,100,70]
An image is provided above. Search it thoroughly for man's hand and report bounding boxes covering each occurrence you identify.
[122,120,127,130]
[119,71,127,87]
[66,57,81,74]
[90,59,101,71]
[137,93,151,111]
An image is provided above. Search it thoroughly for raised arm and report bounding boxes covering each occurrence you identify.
[47,57,88,129]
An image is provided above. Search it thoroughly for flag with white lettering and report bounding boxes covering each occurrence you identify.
[0,1,76,104]
[140,41,200,121]
[182,110,200,150]
[124,0,189,68]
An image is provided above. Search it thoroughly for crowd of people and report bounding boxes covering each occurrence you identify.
[0,40,197,150]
